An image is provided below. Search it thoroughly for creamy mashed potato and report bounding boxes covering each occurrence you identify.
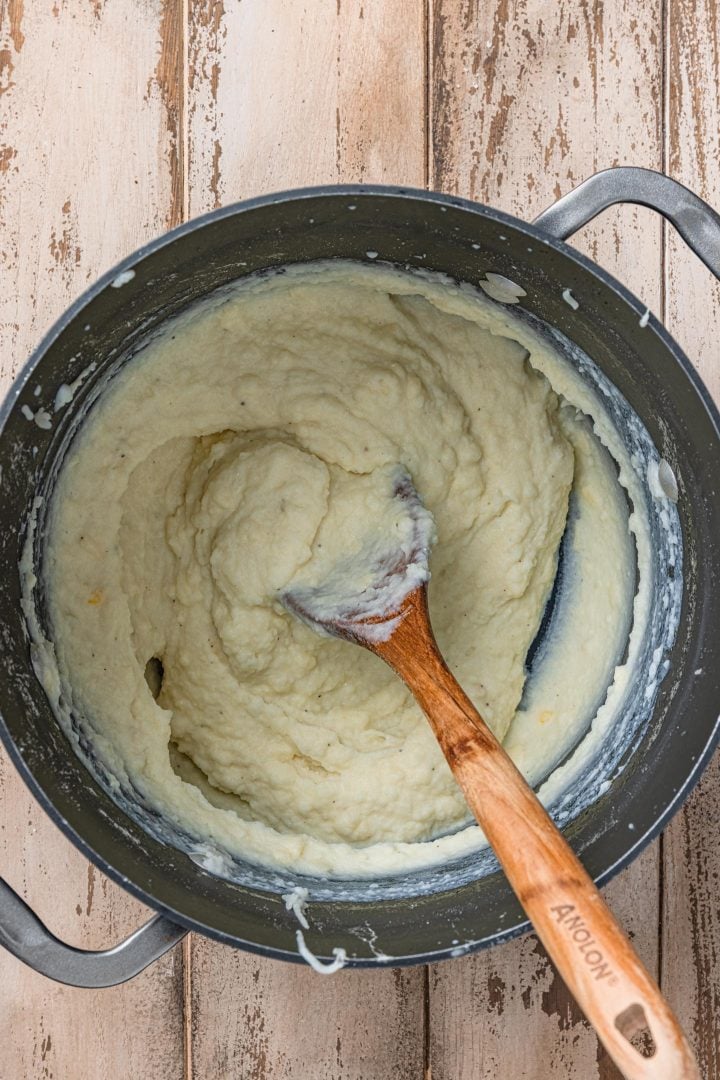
[40,263,636,876]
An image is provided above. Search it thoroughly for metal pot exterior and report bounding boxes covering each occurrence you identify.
[1,169,720,982]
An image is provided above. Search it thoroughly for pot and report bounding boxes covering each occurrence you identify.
[1,167,720,987]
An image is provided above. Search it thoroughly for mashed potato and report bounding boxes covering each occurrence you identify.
[41,263,636,876]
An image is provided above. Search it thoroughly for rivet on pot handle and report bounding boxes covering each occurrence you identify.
[0,874,187,987]
[534,166,720,281]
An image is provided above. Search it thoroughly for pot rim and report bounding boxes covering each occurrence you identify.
[2,183,720,966]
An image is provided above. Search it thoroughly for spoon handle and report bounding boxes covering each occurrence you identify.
[376,596,699,1080]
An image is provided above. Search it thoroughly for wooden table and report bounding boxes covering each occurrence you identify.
[1,1,719,1076]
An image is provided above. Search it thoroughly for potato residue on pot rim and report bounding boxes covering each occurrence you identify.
[25,261,666,879]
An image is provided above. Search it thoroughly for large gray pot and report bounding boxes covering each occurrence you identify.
[1,168,719,986]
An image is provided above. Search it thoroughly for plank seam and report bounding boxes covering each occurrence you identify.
[182,0,190,222]
[424,0,432,190]
[183,935,193,1080]
[423,964,431,1079]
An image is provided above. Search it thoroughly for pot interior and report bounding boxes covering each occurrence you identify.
[2,189,720,965]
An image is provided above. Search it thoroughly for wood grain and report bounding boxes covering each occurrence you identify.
[428,1,666,1076]
[662,0,720,1074]
[0,1,185,1077]
[189,952,425,1080]
[428,849,660,1080]
[185,3,428,1077]
[187,0,426,212]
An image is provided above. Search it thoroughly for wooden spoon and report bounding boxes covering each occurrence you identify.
[283,471,699,1080]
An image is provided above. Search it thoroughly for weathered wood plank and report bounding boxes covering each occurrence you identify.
[0,1,185,1076]
[663,0,720,1074]
[428,1,665,1075]
[187,0,426,212]
[663,759,720,1077]
[186,3,428,1076]
[429,849,659,1079]
[665,0,720,388]
[189,953,425,1080]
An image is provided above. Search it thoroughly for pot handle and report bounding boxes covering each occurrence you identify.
[0,873,187,987]
[534,166,720,279]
